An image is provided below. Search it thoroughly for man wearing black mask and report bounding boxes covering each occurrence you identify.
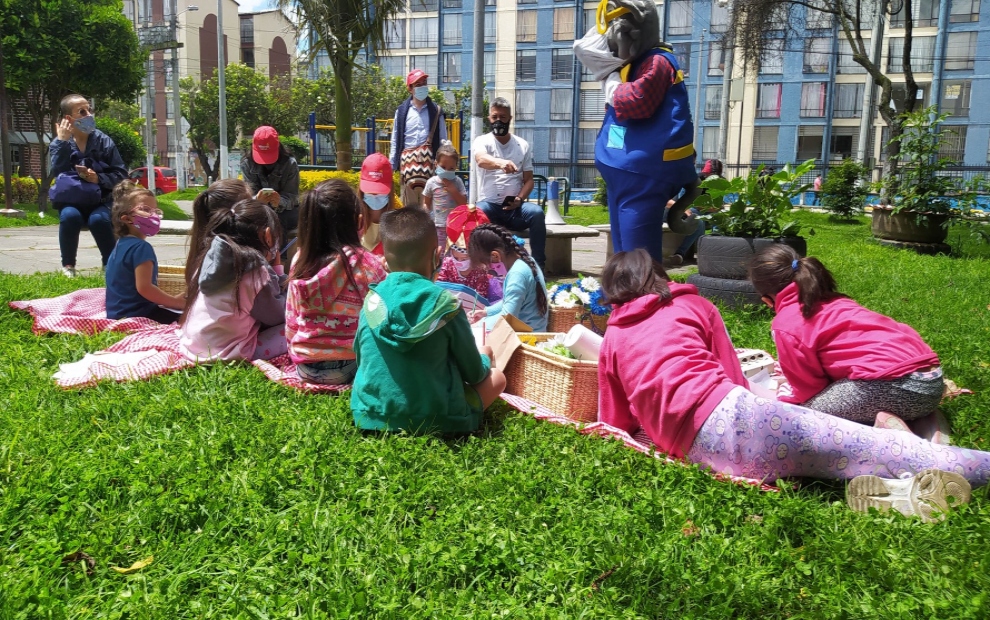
[473,98,546,270]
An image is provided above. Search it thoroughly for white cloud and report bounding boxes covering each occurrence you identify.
[238,0,275,12]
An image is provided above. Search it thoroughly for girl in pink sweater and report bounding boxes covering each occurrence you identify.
[748,244,943,427]
[599,249,989,520]
[286,180,387,385]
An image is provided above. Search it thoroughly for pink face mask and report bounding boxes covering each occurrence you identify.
[489,261,507,277]
[453,258,472,272]
[132,214,161,237]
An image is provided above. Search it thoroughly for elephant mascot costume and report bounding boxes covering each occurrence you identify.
[574,0,700,262]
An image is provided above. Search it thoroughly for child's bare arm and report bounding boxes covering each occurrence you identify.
[134,261,184,309]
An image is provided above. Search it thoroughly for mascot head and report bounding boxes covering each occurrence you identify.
[598,0,661,63]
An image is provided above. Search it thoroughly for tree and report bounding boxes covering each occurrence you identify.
[95,117,146,168]
[99,99,146,134]
[724,0,925,195]
[1,0,144,207]
[277,0,407,171]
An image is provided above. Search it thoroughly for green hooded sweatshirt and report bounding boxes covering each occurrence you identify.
[351,272,492,433]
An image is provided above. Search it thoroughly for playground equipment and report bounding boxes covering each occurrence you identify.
[308,112,463,168]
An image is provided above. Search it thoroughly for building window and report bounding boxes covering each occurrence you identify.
[760,39,784,74]
[517,0,536,5]
[950,0,981,21]
[517,11,537,43]
[704,85,722,120]
[806,2,832,29]
[485,0,495,6]
[410,54,437,79]
[409,17,437,49]
[484,51,495,84]
[166,93,174,119]
[580,89,605,121]
[515,90,535,121]
[708,40,726,76]
[804,38,829,73]
[411,0,439,11]
[442,17,461,45]
[516,50,536,82]
[756,83,782,118]
[945,32,976,70]
[668,0,693,36]
[578,128,596,159]
[752,126,779,161]
[887,36,935,73]
[837,38,867,74]
[553,7,575,41]
[674,42,692,78]
[386,19,406,49]
[797,126,824,161]
[833,83,864,118]
[442,0,461,7]
[380,55,405,77]
[702,127,720,161]
[550,89,572,121]
[829,127,858,160]
[800,82,827,117]
[240,15,254,46]
[549,128,572,159]
[710,1,730,33]
[890,0,940,27]
[940,80,971,117]
[442,52,461,83]
[890,81,931,107]
[485,17,496,43]
[552,48,574,81]
[242,48,255,68]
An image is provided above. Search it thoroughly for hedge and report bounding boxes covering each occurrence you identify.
[0,176,40,203]
[299,170,403,206]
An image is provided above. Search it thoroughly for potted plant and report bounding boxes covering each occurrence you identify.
[820,158,869,219]
[685,160,814,306]
[872,107,979,249]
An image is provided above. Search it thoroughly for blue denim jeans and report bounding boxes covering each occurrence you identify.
[58,203,115,267]
[477,200,546,269]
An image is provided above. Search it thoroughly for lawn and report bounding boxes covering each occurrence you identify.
[1,212,989,618]
[160,188,206,202]
[0,197,188,229]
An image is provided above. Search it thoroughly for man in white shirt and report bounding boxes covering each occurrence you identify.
[390,70,447,208]
[473,98,546,269]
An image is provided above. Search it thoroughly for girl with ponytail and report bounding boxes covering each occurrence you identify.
[178,199,289,362]
[748,244,946,434]
[468,224,548,331]
[186,179,252,289]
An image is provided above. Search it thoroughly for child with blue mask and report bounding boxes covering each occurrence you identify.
[357,153,397,257]
[423,144,467,249]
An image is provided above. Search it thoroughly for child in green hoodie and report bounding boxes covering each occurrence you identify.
[351,207,507,433]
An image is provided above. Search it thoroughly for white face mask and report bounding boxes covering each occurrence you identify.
[435,166,457,181]
[364,194,389,211]
[413,85,429,101]
[453,258,472,272]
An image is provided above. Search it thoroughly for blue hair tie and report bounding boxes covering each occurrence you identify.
[791,259,799,271]
[512,235,525,247]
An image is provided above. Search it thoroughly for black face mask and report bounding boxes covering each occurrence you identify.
[491,120,509,137]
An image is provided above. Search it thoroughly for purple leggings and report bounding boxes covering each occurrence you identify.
[686,387,990,486]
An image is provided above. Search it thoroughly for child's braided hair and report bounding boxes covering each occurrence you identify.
[468,223,548,316]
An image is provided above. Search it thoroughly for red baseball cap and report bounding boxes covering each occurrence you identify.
[360,153,393,195]
[406,69,428,87]
[252,126,279,165]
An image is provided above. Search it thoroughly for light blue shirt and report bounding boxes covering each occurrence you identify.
[484,258,548,332]
[390,100,448,158]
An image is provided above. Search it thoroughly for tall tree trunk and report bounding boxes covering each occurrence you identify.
[0,41,14,210]
[334,60,353,171]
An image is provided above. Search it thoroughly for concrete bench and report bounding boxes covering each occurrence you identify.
[589,224,690,261]
[512,224,600,276]
[160,220,193,235]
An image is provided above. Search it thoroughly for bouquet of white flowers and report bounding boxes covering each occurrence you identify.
[546,276,611,334]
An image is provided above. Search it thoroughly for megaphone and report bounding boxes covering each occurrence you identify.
[545,177,567,225]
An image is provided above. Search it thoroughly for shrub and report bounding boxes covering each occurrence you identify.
[95,117,146,168]
[299,170,402,204]
[279,136,309,163]
[593,176,607,207]
[820,159,868,219]
[0,176,41,203]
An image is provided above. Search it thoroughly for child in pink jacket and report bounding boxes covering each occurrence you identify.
[598,249,989,521]
[748,244,943,428]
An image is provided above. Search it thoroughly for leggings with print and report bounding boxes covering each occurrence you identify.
[686,387,990,485]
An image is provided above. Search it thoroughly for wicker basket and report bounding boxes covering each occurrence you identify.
[158,265,186,297]
[547,306,609,335]
[504,333,600,423]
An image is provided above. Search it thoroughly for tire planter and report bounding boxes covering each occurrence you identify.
[692,236,807,308]
[871,207,949,244]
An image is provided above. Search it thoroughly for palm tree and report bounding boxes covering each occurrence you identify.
[278,0,407,171]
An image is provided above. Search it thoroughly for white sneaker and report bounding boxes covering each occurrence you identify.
[61,266,77,278]
[847,468,971,523]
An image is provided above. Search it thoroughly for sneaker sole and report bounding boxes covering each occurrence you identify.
[847,469,971,523]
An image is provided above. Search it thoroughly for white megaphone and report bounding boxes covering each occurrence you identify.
[545,177,567,225]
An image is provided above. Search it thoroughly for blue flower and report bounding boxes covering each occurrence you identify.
[588,290,612,316]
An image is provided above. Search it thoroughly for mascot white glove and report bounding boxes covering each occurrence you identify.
[602,71,621,106]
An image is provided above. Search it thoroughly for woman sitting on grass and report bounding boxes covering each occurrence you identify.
[597,249,990,522]
[748,244,947,441]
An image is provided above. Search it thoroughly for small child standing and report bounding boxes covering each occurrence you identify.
[422,144,467,248]
[748,244,944,431]
[468,224,548,332]
[351,207,506,434]
[105,182,184,323]
[179,199,288,362]
[285,180,388,385]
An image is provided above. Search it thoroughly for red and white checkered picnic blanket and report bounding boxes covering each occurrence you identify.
[252,355,352,394]
[54,324,194,389]
[9,288,159,335]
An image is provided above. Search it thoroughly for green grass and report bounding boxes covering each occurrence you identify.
[0,203,59,228]
[1,213,989,617]
[160,188,205,202]
[156,197,189,221]
[561,203,610,227]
